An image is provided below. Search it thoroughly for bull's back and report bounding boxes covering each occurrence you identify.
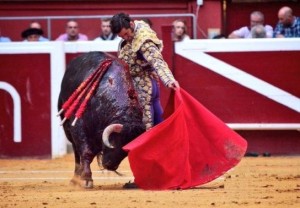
[57,51,138,122]
[58,52,108,104]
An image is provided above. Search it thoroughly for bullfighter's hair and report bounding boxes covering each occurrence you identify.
[110,12,132,34]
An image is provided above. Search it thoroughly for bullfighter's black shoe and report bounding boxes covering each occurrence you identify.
[123,181,139,189]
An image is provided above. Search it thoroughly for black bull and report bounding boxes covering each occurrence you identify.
[58,52,146,188]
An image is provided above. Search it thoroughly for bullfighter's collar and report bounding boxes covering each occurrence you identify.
[131,20,163,52]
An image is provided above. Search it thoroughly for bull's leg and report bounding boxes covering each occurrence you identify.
[62,129,84,187]
[69,144,83,186]
[79,149,95,188]
[69,150,94,188]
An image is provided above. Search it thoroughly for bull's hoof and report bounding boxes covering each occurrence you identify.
[123,181,139,189]
[70,177,94,189]
[82,179,94,189]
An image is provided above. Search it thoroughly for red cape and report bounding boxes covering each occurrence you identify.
[123,88,247,190]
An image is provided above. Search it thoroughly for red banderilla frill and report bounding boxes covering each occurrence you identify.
[57,59,113,126]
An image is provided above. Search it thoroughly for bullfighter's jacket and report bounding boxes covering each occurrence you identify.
[118,20,176,130]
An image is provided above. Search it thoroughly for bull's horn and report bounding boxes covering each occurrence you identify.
[102,124,123,148]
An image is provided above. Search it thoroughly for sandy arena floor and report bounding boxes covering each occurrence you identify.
[0,154,299,208]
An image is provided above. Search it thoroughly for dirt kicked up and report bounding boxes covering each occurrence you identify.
[0,154,299,208]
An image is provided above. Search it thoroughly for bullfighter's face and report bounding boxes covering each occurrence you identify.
[117,21,135,42]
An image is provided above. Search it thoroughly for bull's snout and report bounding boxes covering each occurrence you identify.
[102,160,119,171]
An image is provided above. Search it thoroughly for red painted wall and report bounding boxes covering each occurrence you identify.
[192,0,222,38]
[172,49,300,155]
[174,52,300,123]
[238,130,300,155]
[0,54,52,158]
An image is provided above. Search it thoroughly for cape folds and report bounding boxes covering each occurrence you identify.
[123,88,247,190]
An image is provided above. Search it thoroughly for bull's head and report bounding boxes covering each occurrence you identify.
[96,59,145,171]
[100,123,145,171]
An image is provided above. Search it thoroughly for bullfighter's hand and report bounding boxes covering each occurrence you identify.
[168,80,180,91]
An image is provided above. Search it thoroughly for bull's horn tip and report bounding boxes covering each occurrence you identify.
[102,123,123,148]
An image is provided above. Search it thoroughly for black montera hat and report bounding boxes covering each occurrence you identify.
[21,28,43,38]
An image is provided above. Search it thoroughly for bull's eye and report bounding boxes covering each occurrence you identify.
[108,77,114,85]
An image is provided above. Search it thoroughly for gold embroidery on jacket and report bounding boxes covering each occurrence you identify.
[118,21,175,129]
